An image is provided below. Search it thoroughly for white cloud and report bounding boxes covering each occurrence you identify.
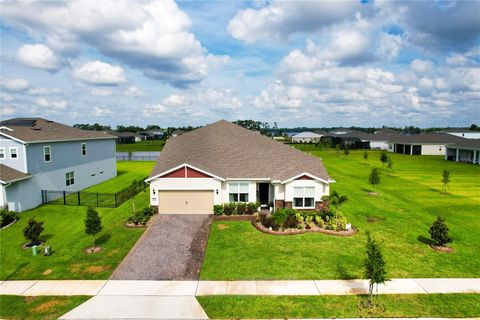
[410,59,433,74]
[90,88,114,97]
[377,33,403,62]
[27,87,63,95]
[72,61,127,85]
[0,78,29,91]
[34,97,67,110]
[91,106,113,117]
[2,0,219,87]
[124,86,144,97]
[1,93,14,103]
[228,1,360,43]
[16,43,62,71]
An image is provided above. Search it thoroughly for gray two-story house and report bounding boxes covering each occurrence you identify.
[0,118,117,212]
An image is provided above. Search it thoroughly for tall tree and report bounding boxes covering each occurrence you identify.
[441,170,450,193]
[85,207,103,249]
[364,233,388,304]
[369,168,381,192]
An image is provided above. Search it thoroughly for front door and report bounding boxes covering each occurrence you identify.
[258,183,269,205]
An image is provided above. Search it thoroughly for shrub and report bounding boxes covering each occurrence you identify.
[213,205,223,216]
[314,215,325,228]
[245,202,257,215]
[85,207,103,248]
[429,216,452,246]
[223,203,236,216]
[236,202,247,215]
[127,207,154,225]
[0,210,18,228]
[23,218,44,244]
[304,215,315,229]
[272,208,288,226]
[259,213,279,230]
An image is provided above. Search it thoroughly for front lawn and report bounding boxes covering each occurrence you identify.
[116,140,164,152]
[200,150,480,279]
[198,294,480,318]
[0,162,155,280]
[0,295,89,320]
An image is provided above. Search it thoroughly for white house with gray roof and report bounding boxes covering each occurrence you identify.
[0,118,117,212]
[146,120,334,215]
[291,131,323,143]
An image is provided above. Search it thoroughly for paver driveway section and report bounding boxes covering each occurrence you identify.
[110,214,212,280]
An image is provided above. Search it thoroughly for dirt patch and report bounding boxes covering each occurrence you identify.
[85,265,112,273]
[42,269,53,275]
[366,216,385,223]
[217,223,228,230]
[368,192,380,196]
[70,264,82,273]
[107,249,120,257]
[83,246,102,254]
[32,300,64,313]
[125,222,147,228]
[430,244,454,253]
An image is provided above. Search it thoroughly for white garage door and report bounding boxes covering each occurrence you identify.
[157,190,214,214]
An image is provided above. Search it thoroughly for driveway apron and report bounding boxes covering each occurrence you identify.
[110,214,212,280]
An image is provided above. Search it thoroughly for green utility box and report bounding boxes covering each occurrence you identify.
[32,245,38,256]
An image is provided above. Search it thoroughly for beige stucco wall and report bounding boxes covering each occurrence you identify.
[421,144,446,155]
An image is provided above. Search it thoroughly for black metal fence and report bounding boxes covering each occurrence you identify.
[116,152,160,161]
[41,179,147,208]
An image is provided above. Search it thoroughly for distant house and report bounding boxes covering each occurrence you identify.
[171,130,185,138]
[0,118,116,212]
[146,121,334,215]
[445,139,480,164]
[291,131,323,143]
[369,129,403,150]
[387,133,465,155]
[138,130,164,141]
[106,131,140,144]
[441,129,480,139]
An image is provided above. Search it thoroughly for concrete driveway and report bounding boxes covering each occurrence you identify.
[110,214,212,280]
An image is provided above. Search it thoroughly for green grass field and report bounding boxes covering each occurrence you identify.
[0,295,89,320]
[200,150,480,280]
[198,294,480,318]
[116,140,164,152]
[0,162,155,280]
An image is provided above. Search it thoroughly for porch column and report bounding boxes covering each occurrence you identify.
[473,150,477,164]
[444,149,448,160]
[456,148,459,162]
[410,145,413,155]
[394,144,396,153]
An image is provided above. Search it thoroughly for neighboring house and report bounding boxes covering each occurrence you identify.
[146,120,334,215]
[171,130,185,138]
[387,133,465,155]
[369,129,403,150]
[138,130,164,141]
[0,118,117,212]
[441,129,480,139]
[106,131,140,144]
[445,139,480,164]
[291,131,323,143]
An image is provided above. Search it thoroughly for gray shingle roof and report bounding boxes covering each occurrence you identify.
[447,139,480,149]
[387,133,466,144]
[149,120,331,182]
[0,118,116,143]
[0,164,32,184]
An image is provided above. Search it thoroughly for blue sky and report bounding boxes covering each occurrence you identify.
[1,0,479,128]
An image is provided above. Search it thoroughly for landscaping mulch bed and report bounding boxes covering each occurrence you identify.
[253,221,357,237]
[214,215,257,222]
[83,246,102,254]
[0,219,18,230]
[21,241,44,249]
[430,244,454,253]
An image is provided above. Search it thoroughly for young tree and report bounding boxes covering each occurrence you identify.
[380,151,388,168]
[335,145,341,156]
[343,146,350,158]
[386,156,393,172]
[330,191,349,225]
[369,168,381,192]
[364,233,387,304]
[441,170,450,193]
[85,207,103,249]
[23,218,44,244]
[363,150,369,163]
[429,216,452,246]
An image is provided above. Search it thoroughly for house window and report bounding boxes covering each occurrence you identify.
[44,146,51,162]
[229,182,249,202]
[293,186,315,208]
[0,148,4,159]
[65,171,75,186]
[81,143,87,156]
[10,147,18,159]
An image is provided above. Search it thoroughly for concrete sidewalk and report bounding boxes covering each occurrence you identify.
[1,278,480,296]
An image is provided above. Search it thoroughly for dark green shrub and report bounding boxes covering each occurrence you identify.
[245,202,257,215]
[23,218,44,244]
[85,207,103,248]
[223,203,235,216]
[0,210,18,227]
[127,207,154,225]
[213,205,223,216]
[236,202,247,215]
[429,216,452,246]
[259,213,279,230]
[284,213,299,229]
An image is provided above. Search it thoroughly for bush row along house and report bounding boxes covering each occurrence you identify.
[0,118,117,212]
[146,121,334,215]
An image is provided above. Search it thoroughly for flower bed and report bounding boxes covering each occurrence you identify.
[213,202,259,216]
[253,220,357,236]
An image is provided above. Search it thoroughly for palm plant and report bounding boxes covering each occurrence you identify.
[330,190,349,225]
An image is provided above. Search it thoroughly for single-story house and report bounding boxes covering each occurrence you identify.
[445,139,480,164]
[441,129,480,140]
[171,130,185,138]
[291,131,323,143]
[138,130,164,141]
[146,120,334,215]
[387,133,465,155]
[369,129,403,150]
[106,131,140,144]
